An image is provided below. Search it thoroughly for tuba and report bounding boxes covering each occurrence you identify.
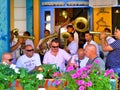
[38,33,57,55]
[74,17,89,32]
[62,32,71,48]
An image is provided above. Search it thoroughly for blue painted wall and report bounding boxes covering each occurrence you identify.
[0,0,10,61]
[26,0,33,36]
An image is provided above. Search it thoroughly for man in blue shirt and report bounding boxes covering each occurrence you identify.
[100,26,120,75]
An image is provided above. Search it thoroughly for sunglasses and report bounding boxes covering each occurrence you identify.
[26,49,34,52]
[9,58,13,62]
[51,46,59,48]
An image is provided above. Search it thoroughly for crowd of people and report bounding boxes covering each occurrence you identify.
[1,25,120,78]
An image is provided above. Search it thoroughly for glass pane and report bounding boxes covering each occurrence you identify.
[45,11,50,21]
[45,23,51,31]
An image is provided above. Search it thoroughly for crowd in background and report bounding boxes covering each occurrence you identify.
[2,25,120,78]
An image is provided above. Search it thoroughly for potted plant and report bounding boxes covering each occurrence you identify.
[53,60,118,90]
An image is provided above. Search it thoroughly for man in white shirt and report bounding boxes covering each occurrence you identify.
[83,31,100,56]
[64,33,78,56]
[16,45,41,72]
[43,38,71,72]
[71,48,89,68]
[66,25,79,45]
[10,31,24,62]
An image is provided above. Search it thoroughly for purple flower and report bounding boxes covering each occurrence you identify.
[66,65,74,72]
[76,80,84,85]
[71,73,78,79]
[78,85,85,90]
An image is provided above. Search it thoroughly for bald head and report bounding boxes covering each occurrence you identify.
[2,53,13,65]
[85,44,97,59]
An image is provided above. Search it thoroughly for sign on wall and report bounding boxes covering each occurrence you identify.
[93,7,112,44]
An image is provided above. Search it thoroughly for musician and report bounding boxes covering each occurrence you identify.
[23,31,34,49]
[64,33,78,56]
[36,30,51,63]
[100,26,120,75]
[104,28,115,44]
[10,31,24,61]
[66,25,79,45]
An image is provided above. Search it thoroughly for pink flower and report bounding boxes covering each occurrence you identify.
[76,68,83,76]
[87,81,92,87]
[94,60,99,64]
[53,72,60,77]
[71,73,78,79]
[79,85,85,90]
[55,80,62,85]
[81,73,88,78]
[66,66,74,72]
[76,80,84,85]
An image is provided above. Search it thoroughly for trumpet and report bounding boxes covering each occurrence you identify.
[12,28,35,40]
[17,36,35,40]
[89,31,115,36]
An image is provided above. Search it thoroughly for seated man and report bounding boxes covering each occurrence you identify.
[16,45,41,72]
[43,38,71,72]
[2,53,14,65]
[71,48,89,68]
[85,44,105,71]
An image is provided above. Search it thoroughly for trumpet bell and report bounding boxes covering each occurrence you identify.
[12,28,19,37]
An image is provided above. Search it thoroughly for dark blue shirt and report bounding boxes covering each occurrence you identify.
[106,40,120,69]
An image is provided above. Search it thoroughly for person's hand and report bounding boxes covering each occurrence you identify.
[18,37,24,44]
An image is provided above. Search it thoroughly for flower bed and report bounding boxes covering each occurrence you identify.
[0,62,118,90]
[53,60,118,90]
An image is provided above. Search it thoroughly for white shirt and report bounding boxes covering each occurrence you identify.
[68,40,78,55]
[16,53,41,72]
[43,48,71,71]
[106,36,115,44]
[10,41,21,60]
[83,40,100,56]
[73,31,79,45]
[71,55,89,68]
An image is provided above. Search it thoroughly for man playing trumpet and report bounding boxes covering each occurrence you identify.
[100,26,120,76]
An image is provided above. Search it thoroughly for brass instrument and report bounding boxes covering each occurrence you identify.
[62,32,71,48]
[12,28,35,40]
[38,33,57,55]
[74,17,89,32]
[89,31,113,36]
